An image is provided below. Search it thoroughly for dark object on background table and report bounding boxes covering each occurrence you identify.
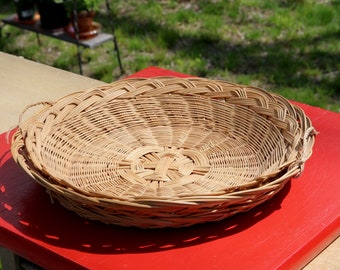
[14,0,36,22]
[36,0,69,30]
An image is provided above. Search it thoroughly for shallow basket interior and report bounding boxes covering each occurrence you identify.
[34,94,286,199]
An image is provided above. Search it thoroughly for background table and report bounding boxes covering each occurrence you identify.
[1,4,124,76]
[0,52,339,269]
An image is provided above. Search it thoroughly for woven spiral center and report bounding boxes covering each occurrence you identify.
[118,146,210,183]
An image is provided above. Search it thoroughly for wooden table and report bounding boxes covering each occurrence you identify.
[0,52,339,269]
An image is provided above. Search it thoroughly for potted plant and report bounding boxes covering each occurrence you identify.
[56,0,104,34]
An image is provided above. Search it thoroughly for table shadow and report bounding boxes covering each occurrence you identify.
[0,154,291,255]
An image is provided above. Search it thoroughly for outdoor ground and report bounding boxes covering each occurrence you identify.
[1,0,340,110]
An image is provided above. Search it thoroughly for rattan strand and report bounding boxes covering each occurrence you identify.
[11,77,316,228]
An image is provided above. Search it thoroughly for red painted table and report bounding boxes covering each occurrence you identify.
[0,66,339,270]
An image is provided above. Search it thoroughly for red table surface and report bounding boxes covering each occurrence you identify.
[0,67,339,270]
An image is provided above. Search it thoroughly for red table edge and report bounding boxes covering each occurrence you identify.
[0,227,86,270]
[125,66,193,79]
[280,217,340,269]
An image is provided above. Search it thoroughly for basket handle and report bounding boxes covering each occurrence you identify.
[6,102,53,144]
[15,101,54,142]
[18,102,54,127]
[295,127,318,177]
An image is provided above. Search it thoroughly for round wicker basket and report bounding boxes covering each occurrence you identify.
[11,77,316,228]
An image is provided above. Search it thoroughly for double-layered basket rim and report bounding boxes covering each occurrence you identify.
[11,77,316,228]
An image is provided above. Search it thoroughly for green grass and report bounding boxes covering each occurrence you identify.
[1,0,340,111]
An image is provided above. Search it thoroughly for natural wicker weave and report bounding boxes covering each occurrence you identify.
[11,77,316,228]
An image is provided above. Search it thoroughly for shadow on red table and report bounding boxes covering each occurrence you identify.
[0,141,290,255]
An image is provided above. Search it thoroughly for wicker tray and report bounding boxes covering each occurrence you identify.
[11,77,316,228]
